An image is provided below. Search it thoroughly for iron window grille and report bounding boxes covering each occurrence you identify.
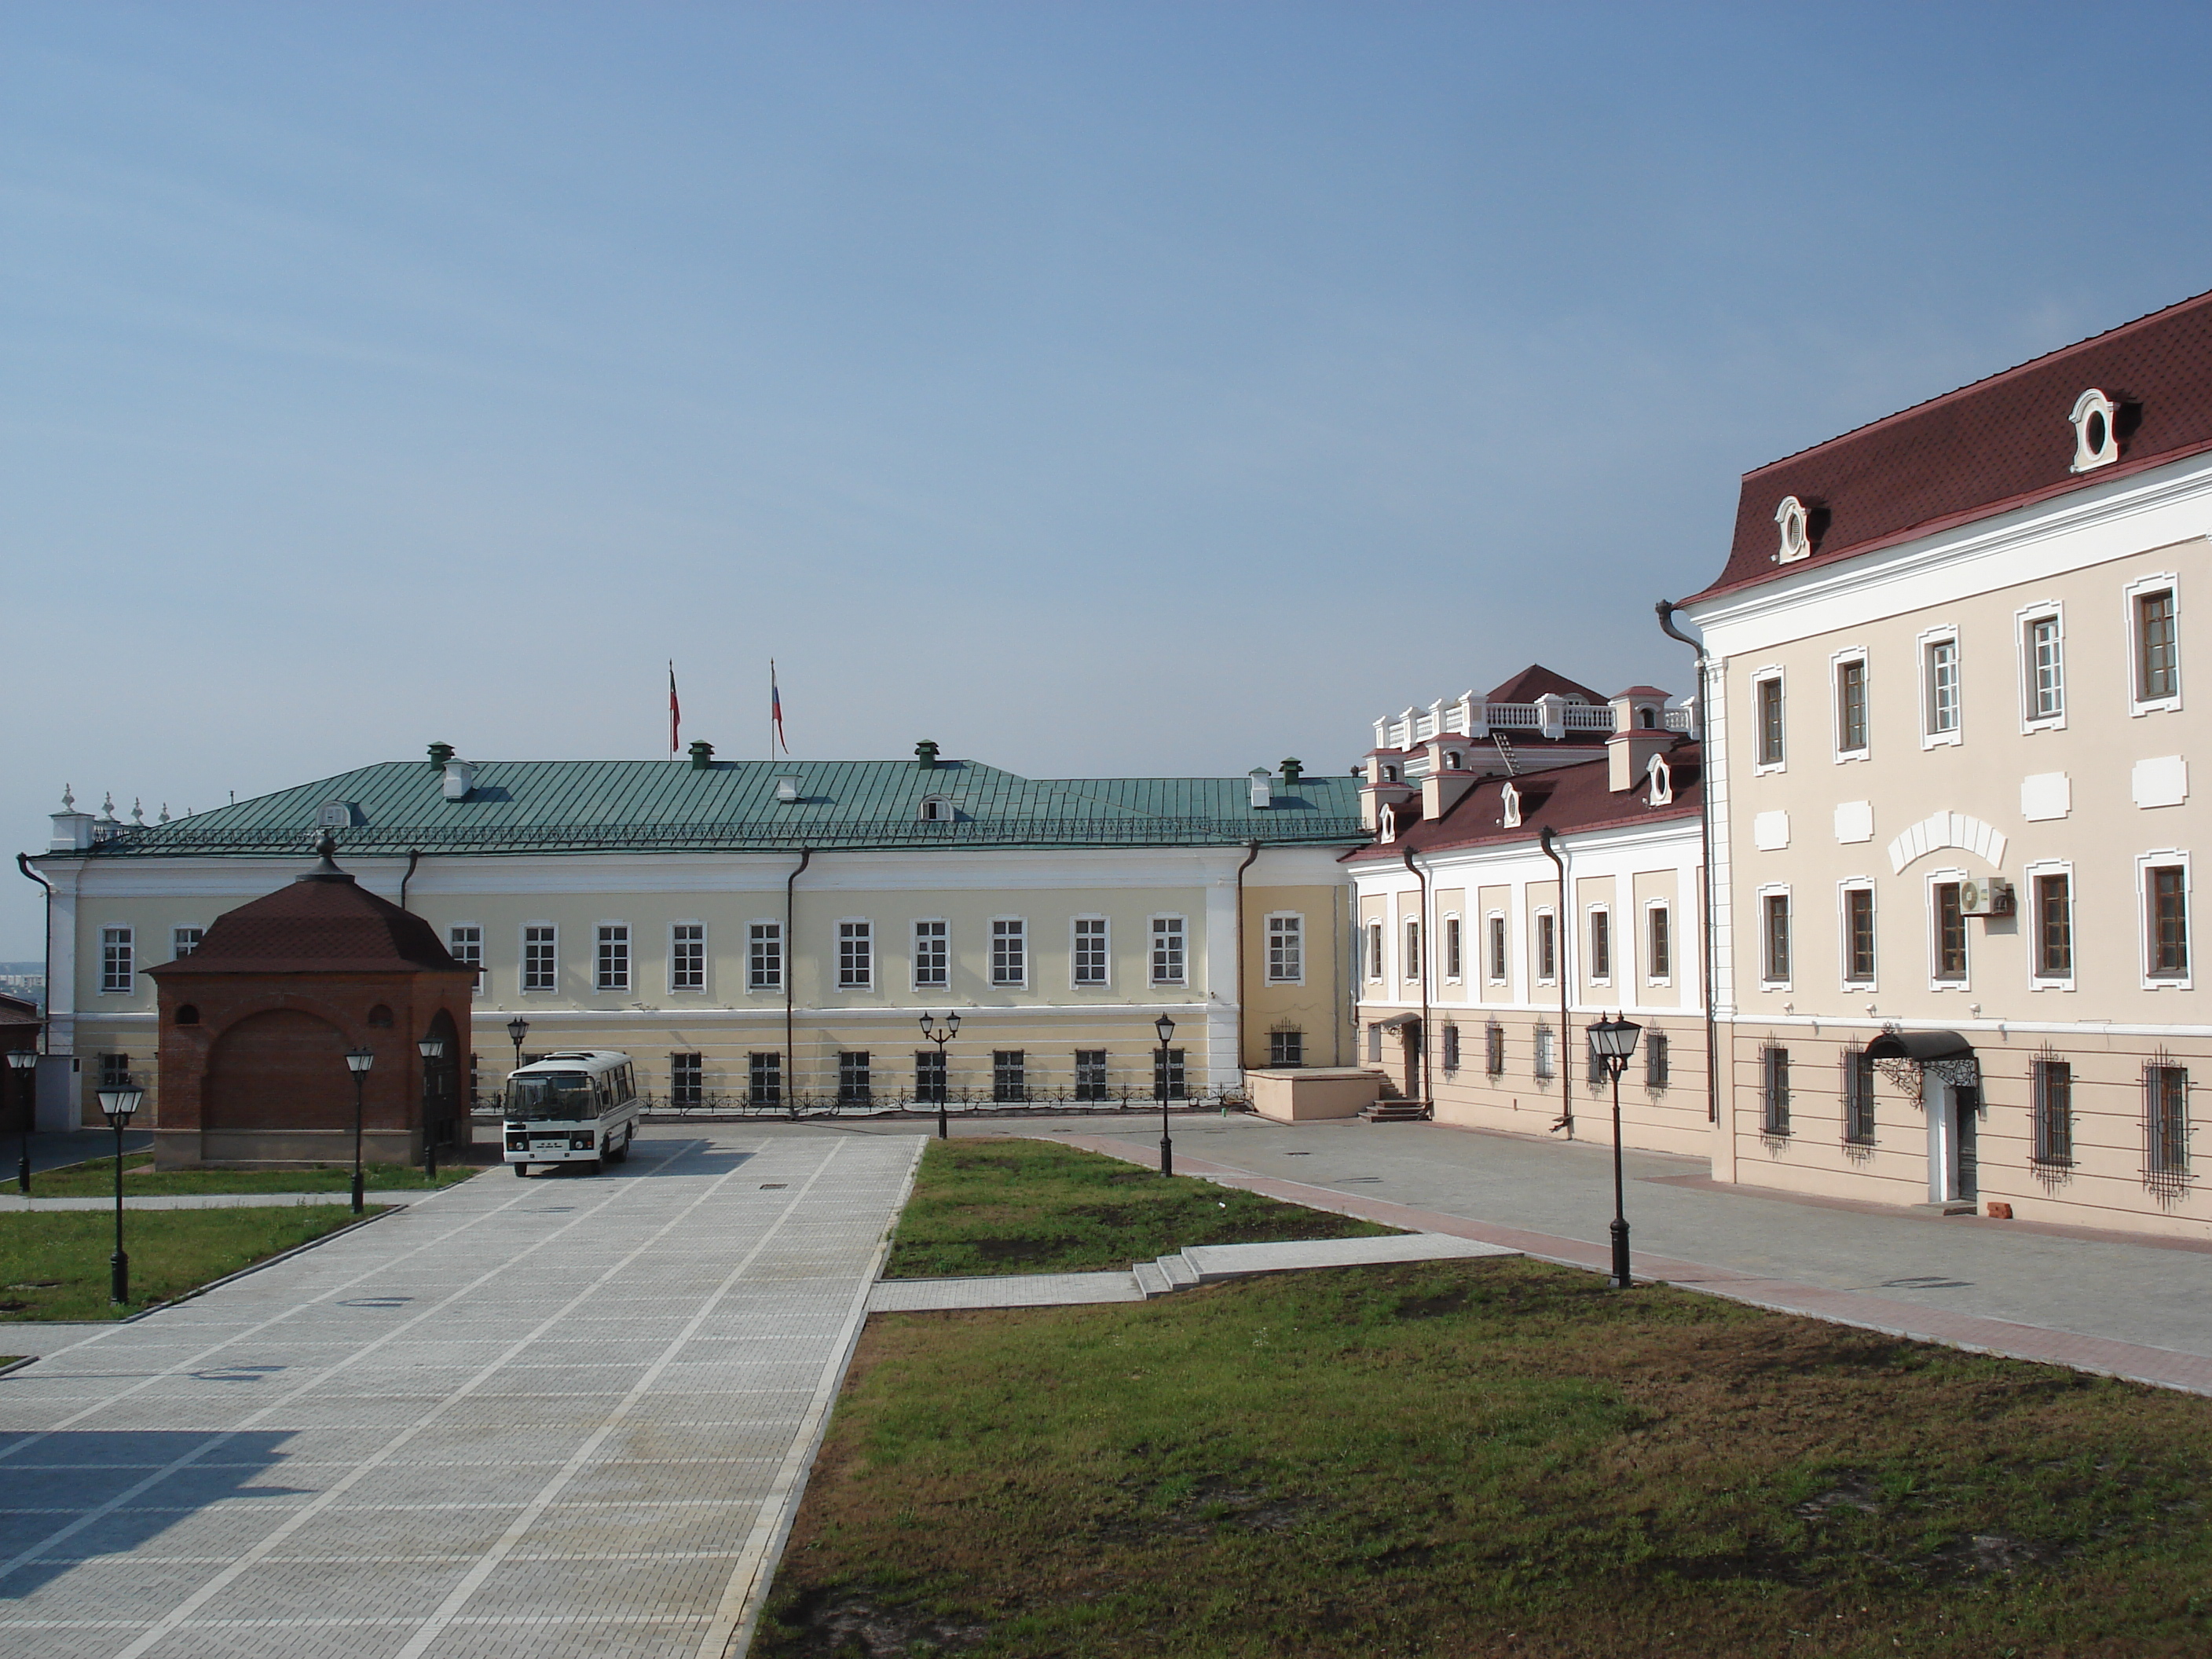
[1267,915,1302,983]
[991,920,1026,986]
[2031,1056,2072,1167]
[522,925,557,992]
[838,921,873,989]
[100,925,133,994]
[1152,1048,1186,1101]
[1533,1023,1555,1081]
[1073,918,1108,985]
[1075,1049,1109,1101]
[1844,888,1876,983]
[2035,874,2072,978]
[748,923,782,990]
[1269,1028,1305,1067]
[1441,1024,1460,1073]
[1934,883,1968,981]
[595,925,631,992]
[1586,1033,1606,1087]
[2149,866,2188,978]
[837,1051,871,1105]
[1842,1048,1876,1145]
[2145,1060,2189,1185]
[1152,917,1186,985]
[1761,1046,1791,1136]
[992,1050,1027,1103]
[1485,1021,1505,1078]
[1643,1029,1669,1089]
[749,1052,782,1106]
[671,924,705,991]
[914,1049,947,1103]
[669,1053,704,1108]
[1647,907,1670,979]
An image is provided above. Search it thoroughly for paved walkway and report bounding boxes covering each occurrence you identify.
[0,1129,922,1659]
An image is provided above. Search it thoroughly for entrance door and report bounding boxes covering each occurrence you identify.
[1928,1080,1979,1203]
[1954,1085,1979,1202]
[1398,1019,1423,1101]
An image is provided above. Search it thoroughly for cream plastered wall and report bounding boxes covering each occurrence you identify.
[1688,440,2212,1234]
[1240,881,1355,1070]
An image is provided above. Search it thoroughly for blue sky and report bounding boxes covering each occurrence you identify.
[7,2,2212,956]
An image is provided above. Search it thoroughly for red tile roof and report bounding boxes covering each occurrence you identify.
[148,848,464,977]
[1686,287,2212,605]
[1345,745,1701,861]
[1485,665,1607,704]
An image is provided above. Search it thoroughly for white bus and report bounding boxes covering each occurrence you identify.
[503,1050,643,1176]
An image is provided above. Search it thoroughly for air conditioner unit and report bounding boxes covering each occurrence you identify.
[1958,876,2014,917]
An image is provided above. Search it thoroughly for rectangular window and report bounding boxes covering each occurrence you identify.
[523,925,557,992]
[1267,914,1302,983]
[749,923,782,991]
[172,925,204,959]
[2032,1059,2073,1166]
[1762,893,1790,983]
[1761,1046,1790,1135]
[1588,910,1610,981]
[1925,638,1960,736]
[2029,615,2064,720]
[914,1049,947,1103]
[1403,919,1421,983]
[1843,1049,1876,1144]
[992,1050,1026,1103]
[1073,918,1108,986]
[1152,1047,1186,1101]
[99,1052,131,1089]
[914,919,949,988]
[2149,865,2189,978]
[1443,917,1462,980]
[1844,888,1876,983]
[838,921,873,989]
[1934,883,1967,981]
[669,1053,703,1108]
[447,925,482,987]
[1366,1023,1382,1063]
[1836,658,1867,753]
[1269,1028,1305,1068]
[1366,921,1384,982]
[1756,676,1785,765]
[837,1051,871,1104]
[1535,912,1556,981]
[1074,1049,1108,1101]
[1441,1023,1460,1073]
[2138,588,2179,702]
[1533,1024,1555,1080]
[595,925,631,992]
[1646,907,1670,979]
[100,925,134,994]
[670,923,705,991]
[1151,917,1185,985]
[1488,914,1508,981]
[1643,1029,1670,1089]
[2035,873,2073,978]
[1586,1033,1606,1088]
[991,920,1027,986]
[2147,1064,2188,1176]
[1485,1021,1505,1077]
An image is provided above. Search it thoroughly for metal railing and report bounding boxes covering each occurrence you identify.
[619,1082,1254,1121]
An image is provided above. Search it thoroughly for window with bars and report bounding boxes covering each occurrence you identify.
[2027,615,2064,720]
[1268,1029,1304,1068]
[1267,915,1302,983]
[1072,918,1108,986]
[523,925,557,992]
[1488,914,1508,982]
[2146,1062,2188,1177]
[991,920,1027,987]
[1762,893,1791,983]
[1533,1023,1555,1081]
[1756,676,1785,765]
[992,1050,1026,1103]
[1485,1021,1505,1078]
[1074,1050,1109,1101]
[1933,884,1968,981]
[100,926,134,994]
[749,923,782,991]
[671,923,705,991]
[1643,1029,1670,1089]
[1152,1047,1186,1101]
[914,1049,947,1103]
[1843,1048,1876,1144]
[1443,917,1461,980]
[2138,588,2179,703]
[1588,910,1610,981]
[1441,1024,1460,1073]
[2034,874,2072,978]
[595,925,631,991]
[1836,657,1868,753]
[838,921,873,989]
[1844,888,1876,983]
[1761,1046,1791,1135]
[447,925,482,987]
[1402,918,1420,983]
[913,919,949,988]
[2032,1057,2073,1166]
[748,1052,781,1106]
[1647,906,1670,979]
[669,1053,703,1108]
[1925,637,1961,736]
[2148,865,2188,979]
[1152,917,1186,985]
[172,926,204,959]
[1535,912,1556,982]
[837,1051,871,1104]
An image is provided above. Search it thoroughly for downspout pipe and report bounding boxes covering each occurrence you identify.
[1657,600,1720,1126]
[16,855,53,1051]
[399,848,421,911]
[1232,840,1260,1084]
[1538,826,1573,1136]
[785,849,811,1111]
[1400,846,1430,1108]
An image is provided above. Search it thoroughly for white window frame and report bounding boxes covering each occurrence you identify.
[99,925,134,995]
[747,919,783,992]
[1365,918,1384,983]
[1585,905,1613,987]
[2136,848,2193,991]
[1925,867,1970,992]
[1643,900,1672,987]
[1500,784,1522,829]
[171,925,205,959]
[1752,667,1788,774]
[595,922,632,993]
[1829,646,1870,762]
[1265,912,1305,986]
[1837,880,1877,993]
[991,917,1028,987]
[1149,914,1188,987]
[445,923,483,988]
[668,921,705,994]
[911,917,950,990]
[1438,913,1460,984]
[2014,600,2067,732]
[1533,906,1558,986]
[522,923,558,994]
[1485,911,1509,986]
[1918,626,1962,748]
[837,918,874,991]
[2023,859,2075,992]
[1071,915,1109,988]
[1756,884,1793,992]
[2124,571,2183,717]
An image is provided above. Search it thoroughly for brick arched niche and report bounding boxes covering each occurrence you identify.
[205,1009,353,1133]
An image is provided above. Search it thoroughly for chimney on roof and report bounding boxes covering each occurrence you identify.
[687,740,715,771]
[1280,757,1302,786]
[1606,697,1674,793]
[441,758,476,801]
[427,742,455,768]
[915,740,939,771]
[1248,769,1273,808]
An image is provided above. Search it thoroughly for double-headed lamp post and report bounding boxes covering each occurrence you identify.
[96,1081,144,1303]
[8,1046,37,1195]
[917,1011,961,1140]
[507,1016,529,1076]
[1154,1013,1177,1177]
[344,1046,375,1215]
[1585,1013,1644,1290]
[417,1036,446,1181]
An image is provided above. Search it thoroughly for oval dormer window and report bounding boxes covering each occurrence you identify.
[1501,783,1522,829]
[1774,496,1812,564]
[2070,388,2120,474]
[1646,754,1673,807]
[1379,804,1397,843]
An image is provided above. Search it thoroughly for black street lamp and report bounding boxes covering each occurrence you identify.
[97,1081,143,1303]
[1586,1012,1644,1290]
[345,1046,375,1215]
[417,1035,446,1181]
[507,1016,529,1077]
[8,1046,36,1195]
[917,1011,961,1140]
[1154,1013,1177,1177]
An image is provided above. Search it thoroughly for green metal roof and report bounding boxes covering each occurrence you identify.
[68,759,1364,858]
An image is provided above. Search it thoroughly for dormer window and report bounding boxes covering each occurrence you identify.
[1774,495,1812,563]
[1379,804,1397,843]
[917,796,951,822]
[1501,782,1522,829]
[1443,749,1463,771]
[317,801,355,829]
[2070,388,2120,473]
[1647,755,1673,806]
[1382,764,1400,783]
[1637,706,1657,730]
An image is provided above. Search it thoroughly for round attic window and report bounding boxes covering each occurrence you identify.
[2070,388,2120,474]
[1774,496,1811,563]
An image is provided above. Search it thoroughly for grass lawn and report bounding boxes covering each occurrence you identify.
[762,1258,2212,1657]
[0,1206,379,1320]
[884,1138,1399,1279]
[31,1155,482,1199]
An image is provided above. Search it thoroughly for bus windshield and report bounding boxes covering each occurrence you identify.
[505,1072,597,1122]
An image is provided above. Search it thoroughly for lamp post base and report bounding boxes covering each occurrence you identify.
[350,1172,365,1215]
[1159,1137,1173,1178]
[424,1133,438,1183]
[936,1101,948,1141]
[16,1152,27,1196]
[1610,1216,1632,1290]
[110,1250,129,1306]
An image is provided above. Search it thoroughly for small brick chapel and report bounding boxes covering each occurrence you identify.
[147,836,473,1168]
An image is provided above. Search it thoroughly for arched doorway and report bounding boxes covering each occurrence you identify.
[205,1009,350,1132]
[422,1009,462,1150]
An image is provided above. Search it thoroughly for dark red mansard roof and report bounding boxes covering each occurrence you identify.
[148,841,465,976]
[1344,744,1701,862]
[1687,287,2212,605]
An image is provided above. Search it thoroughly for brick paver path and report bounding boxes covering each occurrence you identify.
[0,1130,921,1659]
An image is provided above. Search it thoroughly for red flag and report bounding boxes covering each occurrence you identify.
[771,661,788,755]
[668,662,680,756]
